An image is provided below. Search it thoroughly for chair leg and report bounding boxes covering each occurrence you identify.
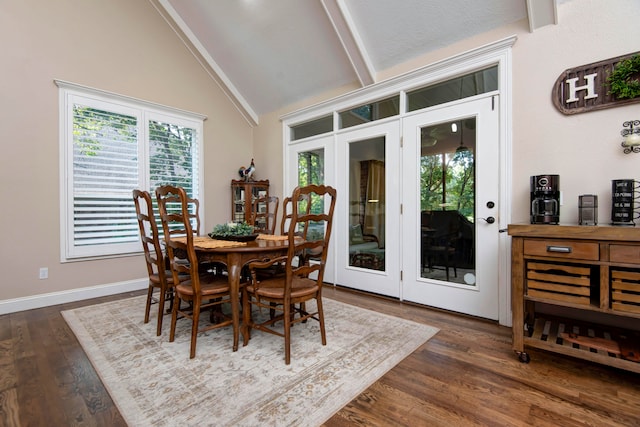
[445,251,451,281]
[283,302,291,365]
[190,299,200,359]
[209,298,225,324]
[300,302,307,323]
[156,286,165,336]
[169,295,180,343]
[165,287,174,313]
[144,284,153,324]
[269,302,276,319]
[317,297,327,346]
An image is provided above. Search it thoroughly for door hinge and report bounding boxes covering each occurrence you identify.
[400,135,403,148]
[492,95,495,111]
[400,203,403,214]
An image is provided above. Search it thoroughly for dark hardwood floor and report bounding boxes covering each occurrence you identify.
[1,286,639,426]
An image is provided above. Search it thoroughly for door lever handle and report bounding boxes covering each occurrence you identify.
[479,216,495,224]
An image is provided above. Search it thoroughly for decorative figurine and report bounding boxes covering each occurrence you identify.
[238,158,256,181]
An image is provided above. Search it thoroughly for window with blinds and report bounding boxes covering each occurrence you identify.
[58,82,203,260]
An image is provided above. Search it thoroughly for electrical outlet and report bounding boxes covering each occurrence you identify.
[39,267,48,279]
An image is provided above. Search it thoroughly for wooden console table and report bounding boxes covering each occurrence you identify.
[508,224,640,373]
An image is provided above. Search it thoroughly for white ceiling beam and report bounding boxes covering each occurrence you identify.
[526,0,558,32]
[321,0,376,87]
[151,0,259,126]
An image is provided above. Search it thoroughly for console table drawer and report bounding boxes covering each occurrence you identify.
[524,239,599,261]
[610,245,640,264]
[526,261,593,305]
[611,269,640,314]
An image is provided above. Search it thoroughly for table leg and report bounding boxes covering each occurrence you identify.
[227,253,243,352]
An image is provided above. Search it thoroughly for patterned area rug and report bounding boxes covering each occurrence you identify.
[62,295,438,426]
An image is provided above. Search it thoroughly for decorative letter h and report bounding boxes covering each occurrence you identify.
[565,73,598,103]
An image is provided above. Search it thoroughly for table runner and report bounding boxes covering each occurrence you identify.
[173,236,248,249]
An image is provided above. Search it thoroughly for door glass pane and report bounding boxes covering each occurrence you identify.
[349,137,385,271]
[420,118,475,284]
[298,149,324,186]
[297,149,324,238]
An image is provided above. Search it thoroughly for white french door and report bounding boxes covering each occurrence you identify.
[402,95,500,319]
[335,121,401,297]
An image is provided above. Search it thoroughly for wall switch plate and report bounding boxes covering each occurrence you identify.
[39,267,48,279]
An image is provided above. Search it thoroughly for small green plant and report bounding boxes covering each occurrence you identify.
[209,222,254,237]
[607,55,640,100]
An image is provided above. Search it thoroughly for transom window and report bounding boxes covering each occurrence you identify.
[287,65,498,141]
[338,95,400,129]
[407,66,497,111]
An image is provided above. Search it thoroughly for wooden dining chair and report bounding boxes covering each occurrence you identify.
[279,194,310,236]
[188,196,201,236]
[258,194,310,285]
[251,195,279,234]
[155,187,200,238]
[156,185,234,359]
[133,189,175,336]
[242,184,337,364]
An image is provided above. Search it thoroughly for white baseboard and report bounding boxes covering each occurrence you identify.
[0,278,148,315]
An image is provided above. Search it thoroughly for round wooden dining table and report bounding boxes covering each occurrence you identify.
[175,235,293,351]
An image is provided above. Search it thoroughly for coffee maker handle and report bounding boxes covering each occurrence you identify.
[532,199,539,214]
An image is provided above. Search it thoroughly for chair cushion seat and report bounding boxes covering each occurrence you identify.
[176,274,230,297]
[247,276,318,299]
[149,269,181,285]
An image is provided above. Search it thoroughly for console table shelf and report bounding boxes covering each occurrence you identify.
[508,224,640,373]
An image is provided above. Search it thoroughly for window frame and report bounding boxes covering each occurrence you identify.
[56,80,206,262]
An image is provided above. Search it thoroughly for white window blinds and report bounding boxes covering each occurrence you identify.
[72,104,141,251]
[58,81,204,260]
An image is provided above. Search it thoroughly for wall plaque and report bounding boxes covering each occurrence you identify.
[552,51,640,115]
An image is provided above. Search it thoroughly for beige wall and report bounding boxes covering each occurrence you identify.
[257,0,640,228]
[0,0,253,303]
[509,0,639,223]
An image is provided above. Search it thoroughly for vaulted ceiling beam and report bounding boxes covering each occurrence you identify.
[526,0,558,32]
[321,0,376,87]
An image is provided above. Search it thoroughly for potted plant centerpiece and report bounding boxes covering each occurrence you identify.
[209,222,258,241]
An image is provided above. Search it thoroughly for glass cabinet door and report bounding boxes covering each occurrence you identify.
[230,180,269,224]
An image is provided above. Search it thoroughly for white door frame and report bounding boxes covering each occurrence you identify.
[282,37,515,326]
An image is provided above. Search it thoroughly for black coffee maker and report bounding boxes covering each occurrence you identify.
[530,175,560,224]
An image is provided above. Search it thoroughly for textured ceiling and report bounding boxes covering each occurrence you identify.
[157,0,556,124]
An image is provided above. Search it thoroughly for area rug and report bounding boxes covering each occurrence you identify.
[62,295,438,426]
